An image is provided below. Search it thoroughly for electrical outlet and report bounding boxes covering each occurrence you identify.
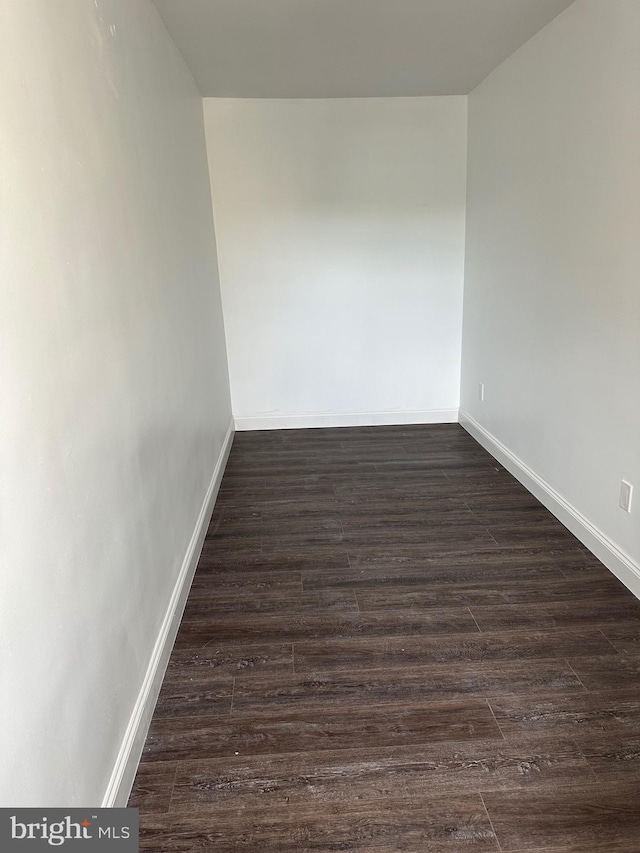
[620,480,633,513]
[478,383,485,402]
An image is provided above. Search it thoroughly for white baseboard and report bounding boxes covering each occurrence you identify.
[459,410,640,601]
[235,408,459,431]
[101,419,235,807]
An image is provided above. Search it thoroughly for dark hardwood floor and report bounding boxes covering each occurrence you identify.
[130,424,640,852]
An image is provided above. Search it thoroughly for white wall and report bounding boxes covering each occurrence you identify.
[461,0,640,581]
[0,0,232,805]
[204,97,467,429]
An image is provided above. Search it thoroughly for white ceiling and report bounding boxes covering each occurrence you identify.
[151,0,575,98]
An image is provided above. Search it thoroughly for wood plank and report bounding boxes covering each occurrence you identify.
[181,589,357,620]
[169,737,591,811]
[490,689,640,739]
[165,643,294,681]
[128,762,177,814]
[232,660,584,715]
[579,733,640,781]
[153,677,233,718]
[566,653,640,692]
[482,782,640,852]
[173,608,480,648]
[142,700,504,762]
[356,577,624,610]
[470,598,640,632]
[140,793,499,852]
[293,629,618,673]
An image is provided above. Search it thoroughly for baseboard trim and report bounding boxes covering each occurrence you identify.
[101,419,235,807]
[459,410,640,601]
[235,408,459,431]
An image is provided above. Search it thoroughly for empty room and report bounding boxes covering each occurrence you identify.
[2,0,640,850]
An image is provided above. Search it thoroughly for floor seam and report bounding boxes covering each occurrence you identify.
[467,605,484,634]
[165,762,179,815]
[483,525,501,546]
[479,791,503,852]
[596,626,621,654]
[568,735,600,782]
[564,658,590,692]
[485,698,507,741]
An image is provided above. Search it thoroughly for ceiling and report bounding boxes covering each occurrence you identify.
[151,0,575,98]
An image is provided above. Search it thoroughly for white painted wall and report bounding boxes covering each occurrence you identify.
[204,97,467,429]
[0,0,231,805]
[461,1,640,572]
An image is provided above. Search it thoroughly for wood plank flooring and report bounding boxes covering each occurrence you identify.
[129,424,640,852]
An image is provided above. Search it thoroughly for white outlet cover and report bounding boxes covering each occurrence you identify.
[620,480,633,513]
